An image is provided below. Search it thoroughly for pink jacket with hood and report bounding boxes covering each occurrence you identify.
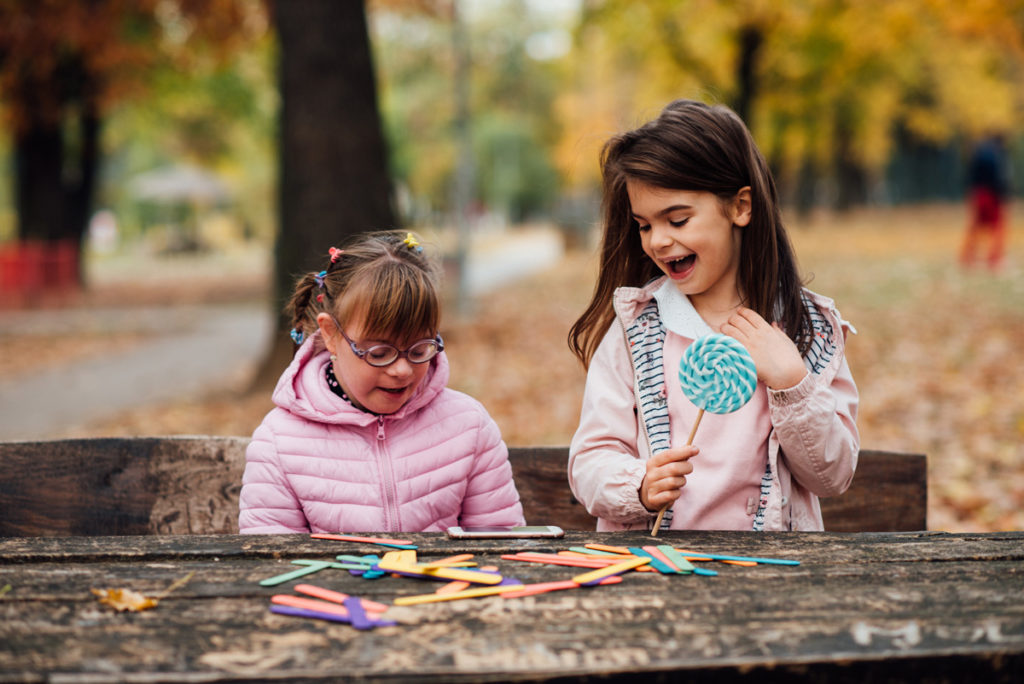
[239,332,524,534]
[569,277,859,531]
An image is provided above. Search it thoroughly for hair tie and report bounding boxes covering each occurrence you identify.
[316,293,324,303]
[403,232,423,253]
[314,270,327,288]
[328,246,344,262]
[290,328,306,345]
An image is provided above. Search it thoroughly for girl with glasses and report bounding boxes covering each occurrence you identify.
[240,231,524,534]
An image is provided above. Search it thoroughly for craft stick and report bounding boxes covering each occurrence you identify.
[311,533,417,549]
[585,543,633,555]
[651,411,704,537]
[259,560,348,587]
[692,566,718,577]
[271,594,349,616]
[270,604,396,628]
[572,556,650,585]
[628,547,676,574]
[568,546,633,557]
[343,596,396,631]
[675,549,800,566]
[655,546,696,573]
[293,584,389,613]
[393,583,524,606]
[376,557,503,585]
[270,604,352,624]
[501,553,616,569]
[435,580,472,595]
[420,554,475,568]
[501,576,623,599]
[642,545,688,574]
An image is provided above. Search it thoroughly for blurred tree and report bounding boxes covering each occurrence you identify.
[0,0,259,278]
[252,0,396,389]
[565,0,1024,210]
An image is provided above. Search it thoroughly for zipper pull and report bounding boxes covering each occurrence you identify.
[376,415,386,441]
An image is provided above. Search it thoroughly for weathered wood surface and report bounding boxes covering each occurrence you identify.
[1,531,1021,683]
[0,437,926,537]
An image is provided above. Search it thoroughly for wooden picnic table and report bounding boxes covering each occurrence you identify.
[2,530,1022,682]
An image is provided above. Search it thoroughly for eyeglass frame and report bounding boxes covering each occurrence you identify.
[331,317,444,367]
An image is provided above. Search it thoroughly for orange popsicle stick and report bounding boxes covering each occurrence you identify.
[271,594,348,616]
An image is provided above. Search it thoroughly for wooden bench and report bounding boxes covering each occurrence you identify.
[0,437,926,536]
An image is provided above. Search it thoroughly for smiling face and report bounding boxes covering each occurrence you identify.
[318,312,432,415]
[628,180,751,313]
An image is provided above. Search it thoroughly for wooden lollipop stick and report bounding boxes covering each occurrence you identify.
[651,408,704,537]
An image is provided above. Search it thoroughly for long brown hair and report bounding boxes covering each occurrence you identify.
[287,231,440,345]
[568,99,810,368]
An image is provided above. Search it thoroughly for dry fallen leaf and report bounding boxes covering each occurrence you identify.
[91,587,159,612]
[91,571,195,612]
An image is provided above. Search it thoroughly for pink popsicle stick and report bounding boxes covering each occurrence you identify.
[310,533,415,546]
[271,594,349,616]
[501,576,622,599]
[293,584,389,613]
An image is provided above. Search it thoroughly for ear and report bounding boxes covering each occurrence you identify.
[731,186,752,227]
[316,312,339,354]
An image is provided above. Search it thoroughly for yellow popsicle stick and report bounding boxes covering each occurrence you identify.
[572,555,650,585]
[420,553,475,568]
[585,543,633,555]
[394,584,523,606]
[376,557,503,585]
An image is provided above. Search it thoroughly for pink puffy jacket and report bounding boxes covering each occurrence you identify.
[239,333,524,534]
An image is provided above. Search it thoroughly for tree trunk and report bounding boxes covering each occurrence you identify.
[732,24,762,126]
[251,0,396,391]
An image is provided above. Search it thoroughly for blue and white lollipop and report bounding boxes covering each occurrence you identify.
[651,333,758,536]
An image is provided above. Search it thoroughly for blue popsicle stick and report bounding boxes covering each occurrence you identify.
[676,549,800,566]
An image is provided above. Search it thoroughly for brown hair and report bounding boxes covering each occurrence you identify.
[568,99,810,368]
[287,231,440,345]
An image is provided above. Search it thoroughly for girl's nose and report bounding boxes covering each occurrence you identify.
[649,222,675,250]
[386,357,415,378]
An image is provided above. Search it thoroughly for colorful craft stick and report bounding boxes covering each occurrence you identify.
[500,576,623,599]
[259,560,349,587]
[568,546,632,557]
[675,549,800,566]
[271,594,349,616]
[343,596,395,630]
[420,554,475,568]
[393,583,524,606]
[501,553,614,569]
[293,584,389,613]
[585,543,632,555]
[642,545,689,574]
[435,580,472,595]
[270,604,396,628]
[311,533,417,549]
[656,546,696,573]
[376,556,503,585]
[572,555,650,585]
[628,547,677,574]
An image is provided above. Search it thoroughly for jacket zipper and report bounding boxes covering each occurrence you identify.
[375,415,400,531]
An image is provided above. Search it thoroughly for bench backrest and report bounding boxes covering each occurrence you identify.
[0,437,926,536]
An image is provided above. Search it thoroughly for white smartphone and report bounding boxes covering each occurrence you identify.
[446,525,564,539]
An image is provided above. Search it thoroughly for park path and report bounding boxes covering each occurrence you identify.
[0,228,563,441]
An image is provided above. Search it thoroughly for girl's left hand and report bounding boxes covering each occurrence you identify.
[720,307,807,390]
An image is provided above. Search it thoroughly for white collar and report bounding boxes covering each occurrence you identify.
[653,279,713,339]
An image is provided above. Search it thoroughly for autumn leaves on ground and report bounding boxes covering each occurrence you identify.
[36,204,1024,533]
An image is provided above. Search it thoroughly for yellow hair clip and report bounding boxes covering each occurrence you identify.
[403,232,421,251]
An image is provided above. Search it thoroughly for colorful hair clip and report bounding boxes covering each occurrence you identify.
[403,233,422,252]
[328,247,344,263]
[290,328,306,345]
[316,293,324,303]
[314,270,327,288]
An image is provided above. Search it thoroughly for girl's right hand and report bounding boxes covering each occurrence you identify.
[639,445,698,511]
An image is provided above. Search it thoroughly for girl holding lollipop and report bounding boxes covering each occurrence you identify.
[568,100,859,532]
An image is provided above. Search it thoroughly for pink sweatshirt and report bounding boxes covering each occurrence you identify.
[239,333,524,534]
[569,278,860,531]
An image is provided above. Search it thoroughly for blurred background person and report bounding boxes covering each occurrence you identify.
[961,134,1010,271]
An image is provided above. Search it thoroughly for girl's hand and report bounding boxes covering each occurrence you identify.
[721,307,807,390]
[639,445,698,512]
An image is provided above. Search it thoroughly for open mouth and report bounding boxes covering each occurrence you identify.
[668,254,696,275]
[379,386,407,395]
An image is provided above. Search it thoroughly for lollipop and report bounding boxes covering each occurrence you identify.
[651,333,758,536]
